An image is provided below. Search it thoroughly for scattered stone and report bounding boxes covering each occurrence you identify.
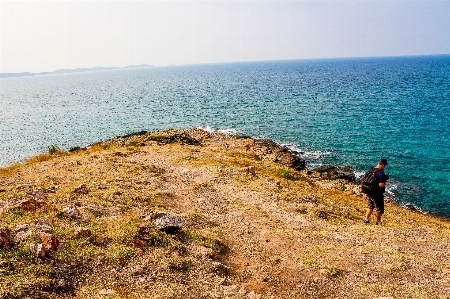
[99,185,107,190]
[35,224,52,233]
[27,190,47,200]
[15,230,34,242]
[138,225,153,236]
[198,246,215,259]
[14,223,32,232]
[39,232,59,253]
[73,184,89,194]
[44,186,57,193]
[211,261,229,275]
[74,227,92,238]
[52,278,67,291]
[0,227,11,249]
[16,198,43,212]
[241,166,256,176]
[152,213,183,234]
[30,243,46,258]
[17,184,32,189]
[61,205,82,219]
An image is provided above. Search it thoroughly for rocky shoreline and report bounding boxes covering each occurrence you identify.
[0,128,449,298]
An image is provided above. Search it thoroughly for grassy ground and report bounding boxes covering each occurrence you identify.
[0,128,449,299]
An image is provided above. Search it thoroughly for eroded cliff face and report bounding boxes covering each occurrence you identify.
[0,128,449,299]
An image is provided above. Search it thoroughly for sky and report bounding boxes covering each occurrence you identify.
[1,0,449,74]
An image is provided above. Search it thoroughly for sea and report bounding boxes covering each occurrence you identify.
[1,55,449,218]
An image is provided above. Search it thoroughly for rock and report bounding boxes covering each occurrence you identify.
[254,138,306,170]
[61,205,82,219]
[198,246,215,259]
[52,278,67,290]
[73,184,89,194]
[74,227,92,238]
[16,198,43,212]
[17,184,32,189]
[30,243,46,258]
[39,232,59,253]
[152,213,182,234]
[15,230,34,242]
[35,224,52,233]
[44,186,57,193]
[241,166,256,176]
[27,190,47,200]
[0,227,11,249]
[133,238,146,248]
[311,165,356,181]
[138,225,153,236]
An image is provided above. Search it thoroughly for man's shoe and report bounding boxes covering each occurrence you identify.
[376,222,382,225]
[363,219,370,225]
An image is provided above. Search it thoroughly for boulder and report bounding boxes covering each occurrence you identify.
[0,227,11,249]
[61,205,82,219]
[254,139,305,170]
[311,165,356,182]
[74,227,92,238]
[39,232,59,253]
[16,198,44,212]
[152,213,182,234]
[73,184,89,194]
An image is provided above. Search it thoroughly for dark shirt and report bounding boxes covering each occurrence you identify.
[372,167,387,194]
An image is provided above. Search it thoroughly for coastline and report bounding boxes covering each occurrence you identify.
[0,128,449,298]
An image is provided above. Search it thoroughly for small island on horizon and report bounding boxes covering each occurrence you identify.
[0,64,153,79]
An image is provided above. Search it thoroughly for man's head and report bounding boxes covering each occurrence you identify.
[377,157,388,169]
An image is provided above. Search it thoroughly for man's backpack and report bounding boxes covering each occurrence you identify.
[360,168,379,194]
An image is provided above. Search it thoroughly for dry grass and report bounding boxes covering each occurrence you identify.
[0,128,449,299]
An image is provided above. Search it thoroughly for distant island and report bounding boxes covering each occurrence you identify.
[0,64,153,78]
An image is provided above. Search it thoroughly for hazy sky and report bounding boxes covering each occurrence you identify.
[1,0,449,73]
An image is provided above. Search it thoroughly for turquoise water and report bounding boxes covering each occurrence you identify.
[1,56,449,217]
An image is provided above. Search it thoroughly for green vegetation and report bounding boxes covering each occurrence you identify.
[275,167,297,180]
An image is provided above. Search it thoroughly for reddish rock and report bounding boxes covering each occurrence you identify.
[133,238,146,248]
[17,198,43,212]
[73,184,89,194]
[39,232,59,253]
[0,227,11,249]
[138,225,153,236]
[74,227,92,238]
[52,278,67,290]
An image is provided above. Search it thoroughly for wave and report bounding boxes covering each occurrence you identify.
[196,126,240,135]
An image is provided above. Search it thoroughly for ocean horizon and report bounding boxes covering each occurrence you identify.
[1,55,449,218]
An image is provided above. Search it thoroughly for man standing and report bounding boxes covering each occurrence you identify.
[363,158,389,225]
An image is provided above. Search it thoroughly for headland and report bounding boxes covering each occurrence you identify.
[0,128,449,298]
